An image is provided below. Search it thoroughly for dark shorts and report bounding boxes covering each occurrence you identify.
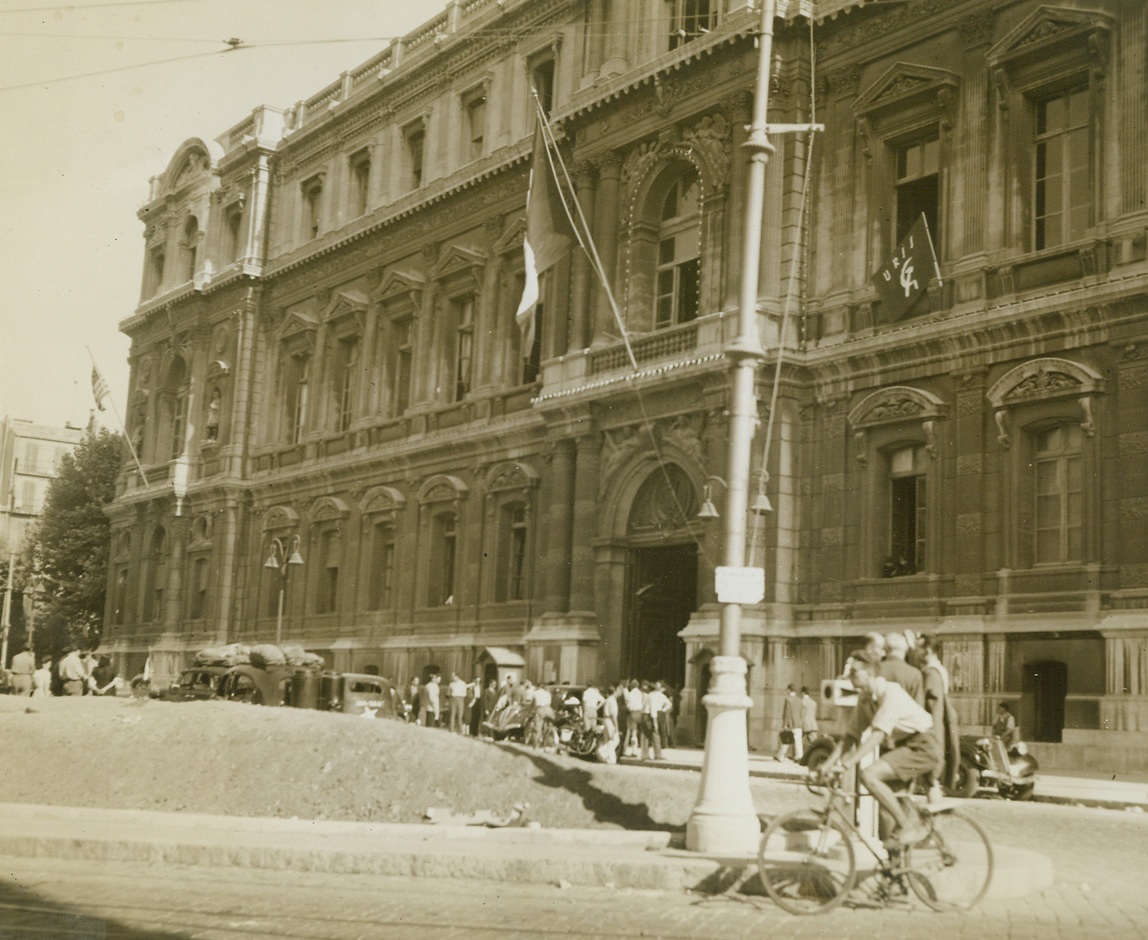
[882,732,943,782]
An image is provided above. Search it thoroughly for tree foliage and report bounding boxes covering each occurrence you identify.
[23,428,122,656]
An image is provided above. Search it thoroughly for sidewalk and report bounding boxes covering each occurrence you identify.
[628,747,1148,810]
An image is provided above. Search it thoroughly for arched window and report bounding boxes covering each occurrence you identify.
[655,169,700,329]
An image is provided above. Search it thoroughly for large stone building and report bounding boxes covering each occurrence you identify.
[104,0,1148,770]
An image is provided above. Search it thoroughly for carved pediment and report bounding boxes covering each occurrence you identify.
[849,386,947,430]
[988,6,1112,66]
[486,461,539,493]
[987,6,1112,87]
[493,217,527,256]
[418,473,469,504]
[373,270,426,309]
[277,309,319,354]
[431,245,487,287]
[310,496,350,523]
[854,63,960,132]
[362,485,407,515]
[262,505,299,531]
[987,357,1104,408]
[321,289,368,336]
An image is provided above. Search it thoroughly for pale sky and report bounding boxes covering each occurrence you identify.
[0,0,431,430]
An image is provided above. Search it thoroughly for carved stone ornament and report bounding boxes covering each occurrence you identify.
[627,464,697,535]
[486,461,538,493]
[362,485,406,516]
[848,386,948,462]
[986,357,1105,446]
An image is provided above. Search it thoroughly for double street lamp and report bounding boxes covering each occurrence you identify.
[263,535,304,645]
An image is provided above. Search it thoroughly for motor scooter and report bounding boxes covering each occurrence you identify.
[952,734,1038,800]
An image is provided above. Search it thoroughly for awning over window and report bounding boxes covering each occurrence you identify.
[477,646,526,667]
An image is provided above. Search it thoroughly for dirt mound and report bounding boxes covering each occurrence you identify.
[0,695,777,829]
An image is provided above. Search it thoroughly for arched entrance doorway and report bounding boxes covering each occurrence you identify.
[625,543,696,683]
[622,465,699,687]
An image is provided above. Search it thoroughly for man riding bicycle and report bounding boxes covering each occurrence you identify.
[823,649,943,847]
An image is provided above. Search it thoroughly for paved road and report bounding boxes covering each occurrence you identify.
[3,799,1147,939]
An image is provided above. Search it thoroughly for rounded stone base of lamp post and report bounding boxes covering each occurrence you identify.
[685,654,761,854]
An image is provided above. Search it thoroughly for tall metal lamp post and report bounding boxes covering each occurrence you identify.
[685,0,778,854]
[264,536,304,646]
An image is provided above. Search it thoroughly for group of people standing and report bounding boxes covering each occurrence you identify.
[775,684,820,763]
[5,646,119,698]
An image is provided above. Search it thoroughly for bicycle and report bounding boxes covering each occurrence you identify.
[757,768,993,915]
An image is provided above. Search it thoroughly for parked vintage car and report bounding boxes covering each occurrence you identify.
[161,666,230,702]
[327,672,400,719]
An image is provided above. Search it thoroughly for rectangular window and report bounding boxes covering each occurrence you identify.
[428,512,457,606]
[453,296,475,402]
[670,0,714,49]
[895,135,940,255]
[350,149,371,217]
[301,175,324,239]
[189,557,208,620]
[333,337,359,433]
[224,205,243,264]
[464,94,486,161]
[1034,86,1089,250]
[148,246,165,294]
[316,529,340,614]
[392,317,413,417]
[1034,425,1082,563]
[888,445,927,575]
[286,355,310,444]
[530,57,555,116]
[404,124,426,190]
[655,235,700,329]
[495,504,528,601]
[367,523,396,610]
[169,394,186,459]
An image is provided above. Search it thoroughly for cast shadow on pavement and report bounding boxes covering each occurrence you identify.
[0,876,188,940]
[520,749,673,830]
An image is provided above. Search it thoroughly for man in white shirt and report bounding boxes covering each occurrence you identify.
[642,681,669,761]
[581,682,605,731]
[447,673,468,733]
[825,650,942,846]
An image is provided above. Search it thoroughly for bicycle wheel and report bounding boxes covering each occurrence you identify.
[758,810,856,915]
[905,810,993,912]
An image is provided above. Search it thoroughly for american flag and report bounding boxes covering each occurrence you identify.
[91,365,110,411]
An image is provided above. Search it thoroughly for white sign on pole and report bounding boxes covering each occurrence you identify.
[714,566,765,605]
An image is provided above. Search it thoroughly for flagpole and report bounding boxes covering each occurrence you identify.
[87,348,147,487]
[533,95,639,372]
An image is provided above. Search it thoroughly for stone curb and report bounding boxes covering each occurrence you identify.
[0,802,1051,899]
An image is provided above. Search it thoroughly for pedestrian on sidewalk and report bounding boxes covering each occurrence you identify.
[641,681,666,762]
[776,684,800,761]
[799,686,818,755]
[881,631,925,706]
[31,658,52,697]
[653,681,674,751]
[447,673,467,733]
[623,679,644,758]
[58,648,87,697]
[420,674,441,727]
[581,681,605,732]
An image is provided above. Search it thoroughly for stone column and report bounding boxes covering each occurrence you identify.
[163,516,190,630]
[567,161,597,354]
[568,432,600,614]
[591,151,621,344]
[541,438,576,613]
